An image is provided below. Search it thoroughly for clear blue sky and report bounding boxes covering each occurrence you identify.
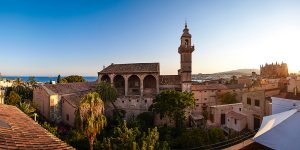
[1,0,300,76]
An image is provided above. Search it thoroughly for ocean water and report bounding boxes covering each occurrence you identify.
[1,76,97,83]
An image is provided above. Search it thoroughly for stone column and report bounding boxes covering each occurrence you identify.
[109,74,115,86]
[97,74,102,83]
[139,75,145,97]
[124,75,129,96]
[156,75,160,94]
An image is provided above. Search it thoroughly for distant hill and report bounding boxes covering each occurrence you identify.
[215,69,260,75]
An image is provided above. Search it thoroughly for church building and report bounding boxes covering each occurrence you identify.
[98,23,195,118]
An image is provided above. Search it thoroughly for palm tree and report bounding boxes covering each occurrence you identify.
[18,102,36,117]
[77,92,107,150]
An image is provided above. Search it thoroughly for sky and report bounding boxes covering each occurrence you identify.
[0,0,300,76]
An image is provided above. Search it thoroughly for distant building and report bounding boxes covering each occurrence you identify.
[0,79,13,88]
[191,84,245,113]
[287,77,300,94]
[260,62,288,78]
[0,104,73,149]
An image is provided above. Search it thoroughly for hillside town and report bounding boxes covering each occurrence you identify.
[1,23,300,150]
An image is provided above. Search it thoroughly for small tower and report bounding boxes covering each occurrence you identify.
[178,22,195,92]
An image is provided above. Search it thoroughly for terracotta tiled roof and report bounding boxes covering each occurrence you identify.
[99,63,159,74]
[227,111,247,120]
[41,82,97,95]
[225,84,245,89]
[191,84,228,91]
[159,75,181,85]
[62,91,91,107]
[0,104,74,150]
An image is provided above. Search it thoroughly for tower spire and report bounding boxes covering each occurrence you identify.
[178,22,194,92]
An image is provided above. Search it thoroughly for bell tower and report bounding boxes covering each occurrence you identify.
[178,22,194,92]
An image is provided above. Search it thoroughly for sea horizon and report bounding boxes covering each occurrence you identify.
[1,76,97,83]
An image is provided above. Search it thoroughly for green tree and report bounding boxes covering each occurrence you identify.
[152,90,195,129]
[174,128,208,148]
[77,92,107,150]
[208,128,225,143]
[28,76,37,86]
[5,86,33,101]
[14,77,23,86]
[102,121,140,150]
[42,122,59,137]
[202,105,209,127]
[60,78,68,83]
[101,121,167,150]
[229,75,238,84]
[219,92,238,104]
[62,75,86,83]
[6,91,21,106]
[18,102,36,117]
[57,74,61,83]
[96,82,123,119]
[96,81,118,108]
[141,127,159,150]
[66,129,90,150]
[136,112,154,131]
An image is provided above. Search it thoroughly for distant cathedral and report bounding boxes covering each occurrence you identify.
[260,62,288,78]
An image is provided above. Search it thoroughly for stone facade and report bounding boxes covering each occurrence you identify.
[209,103,246,132]
[178,23,194,92]
[98,24,195,118]
[260,62,288,78]
[242,90,271,130]
[287,77,300,94]
[191,84,245,113]
[33,82,96,126]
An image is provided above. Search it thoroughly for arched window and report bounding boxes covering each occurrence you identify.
[185,39,189,48]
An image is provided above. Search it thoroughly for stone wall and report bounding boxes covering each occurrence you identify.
[61,99,76,126]
[242,90,266,130]
[33,86,51,120]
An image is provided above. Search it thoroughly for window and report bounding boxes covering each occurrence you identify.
[196,99,199,101]
[185,39,189,48]
[255,100,260,107]
[204,98,207,100]
[196,104,199,107]
[145,100,147,103]
[122,101,124,103]
[239,108,242,111]
[204,91,207,92]
[137,100,139,102]
[234,119,237,124]
[221,114,225,125]
[134,81,139,87]
[66,114,69,121]
[129,100,131,102]
[247,98,251,105]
